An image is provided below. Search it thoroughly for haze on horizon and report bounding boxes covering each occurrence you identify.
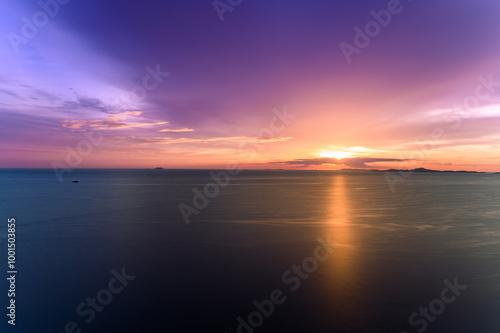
[1,0,500,172]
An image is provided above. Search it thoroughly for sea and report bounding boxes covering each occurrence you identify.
[0,169,499,333]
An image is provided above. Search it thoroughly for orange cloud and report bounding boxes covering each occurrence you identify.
[158,128,195,132]
[59,111,168,131]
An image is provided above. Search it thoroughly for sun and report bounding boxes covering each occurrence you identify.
[319,151,354,160]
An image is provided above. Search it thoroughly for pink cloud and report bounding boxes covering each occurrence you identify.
[158,128,194,133]
[59,111,168,131]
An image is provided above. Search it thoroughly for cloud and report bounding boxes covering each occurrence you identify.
[382,105,500,132]
[0,89,21,98]
[59,111,168,131]
[163,136,292,144]
[0,82,61,107]
[62,96,115,114]
[158,127,194,133]
[113,135,293,146]
[274,157,406,168]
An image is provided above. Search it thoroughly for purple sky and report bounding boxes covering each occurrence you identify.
[1,0,500,170]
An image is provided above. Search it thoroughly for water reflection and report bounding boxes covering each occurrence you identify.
[317,174,365,329]
[328,175,357,280]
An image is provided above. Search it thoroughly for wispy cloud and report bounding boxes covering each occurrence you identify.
[274,157,406,168]
[384,104,500,129]
[62,96,115,114]
[113,135,293,146]
[158,127,194,133]
[59,111,167,131]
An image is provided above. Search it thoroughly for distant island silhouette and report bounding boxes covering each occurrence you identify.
[146,167,496,173]
[371,167,486,173]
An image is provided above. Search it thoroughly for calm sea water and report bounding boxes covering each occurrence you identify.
[1,169,500,332]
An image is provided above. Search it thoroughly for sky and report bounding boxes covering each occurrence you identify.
[1,0,500,171]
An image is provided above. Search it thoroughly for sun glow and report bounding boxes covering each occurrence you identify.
[319,151,354,159]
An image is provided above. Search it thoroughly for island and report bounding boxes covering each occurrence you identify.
[372,167,486,173]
